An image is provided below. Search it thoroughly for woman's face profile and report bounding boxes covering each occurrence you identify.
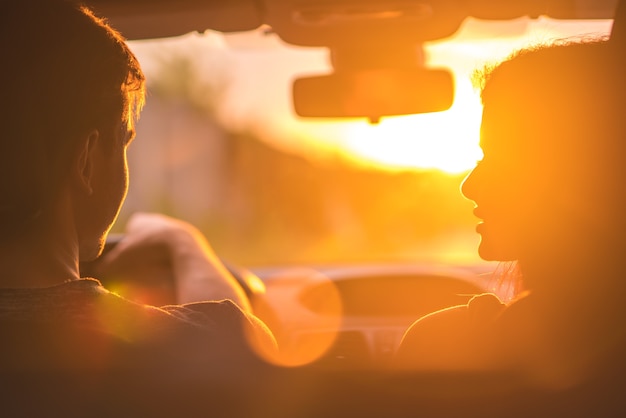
[462,84,595,264]
[461,98,540,262]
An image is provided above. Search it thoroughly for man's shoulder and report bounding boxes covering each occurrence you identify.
[0,279,275,370]
[0,281,273,416]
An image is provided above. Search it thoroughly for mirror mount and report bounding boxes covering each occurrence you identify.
[329,42,425,71]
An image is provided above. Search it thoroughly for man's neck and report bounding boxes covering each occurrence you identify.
[0,221,80,288]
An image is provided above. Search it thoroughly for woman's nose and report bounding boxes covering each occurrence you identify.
[461,165,480,202]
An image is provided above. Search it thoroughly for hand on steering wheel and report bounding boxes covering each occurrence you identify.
[86,212,252,311]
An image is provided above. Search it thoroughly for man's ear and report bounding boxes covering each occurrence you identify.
[73,130,99,196]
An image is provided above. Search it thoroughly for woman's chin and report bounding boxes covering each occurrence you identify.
[477,236,517,262]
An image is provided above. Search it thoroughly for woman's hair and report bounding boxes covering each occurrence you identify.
[480,39,618,138]
[0,0,145,234]
[487,262,523,303]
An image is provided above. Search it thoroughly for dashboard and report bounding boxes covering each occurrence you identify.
[249,264,489,368]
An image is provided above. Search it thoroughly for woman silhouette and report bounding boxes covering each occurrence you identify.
[397,39,626,388]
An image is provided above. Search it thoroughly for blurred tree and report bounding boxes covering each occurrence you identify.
[147,49,230,116]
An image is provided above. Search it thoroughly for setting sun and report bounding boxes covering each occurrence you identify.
[337,78,483,174]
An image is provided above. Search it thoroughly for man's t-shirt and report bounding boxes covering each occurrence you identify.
[0,278,276,373]
[0,278,278,415]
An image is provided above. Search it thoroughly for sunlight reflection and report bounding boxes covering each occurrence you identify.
[248,272,343,367]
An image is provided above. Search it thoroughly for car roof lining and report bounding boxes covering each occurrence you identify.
[78,0,619,41]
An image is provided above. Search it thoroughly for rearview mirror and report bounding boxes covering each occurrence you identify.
[292,68,454,123]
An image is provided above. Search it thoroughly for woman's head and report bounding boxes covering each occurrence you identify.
[462,40,626,271]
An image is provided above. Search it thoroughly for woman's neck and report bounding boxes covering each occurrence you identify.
[503,255,626,384]
[518,250,626,314]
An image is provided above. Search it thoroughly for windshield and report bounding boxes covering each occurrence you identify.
[117,17,611,267]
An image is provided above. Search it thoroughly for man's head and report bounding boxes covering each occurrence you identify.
[0,0,145,258]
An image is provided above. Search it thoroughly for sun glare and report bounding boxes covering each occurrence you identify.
[285,75,484,174]
[337,78,483,174]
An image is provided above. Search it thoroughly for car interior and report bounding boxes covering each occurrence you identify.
[8,0,626,417]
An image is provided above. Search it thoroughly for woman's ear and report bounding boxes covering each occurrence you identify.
[73,130,100,196]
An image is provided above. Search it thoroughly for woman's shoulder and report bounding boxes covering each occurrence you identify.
[395,293,505,369]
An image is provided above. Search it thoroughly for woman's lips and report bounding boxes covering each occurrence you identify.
[473,207,486,233]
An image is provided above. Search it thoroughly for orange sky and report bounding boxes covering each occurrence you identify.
[130,17,612,174]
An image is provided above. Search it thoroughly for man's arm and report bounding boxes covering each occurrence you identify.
[93,212,251,312]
